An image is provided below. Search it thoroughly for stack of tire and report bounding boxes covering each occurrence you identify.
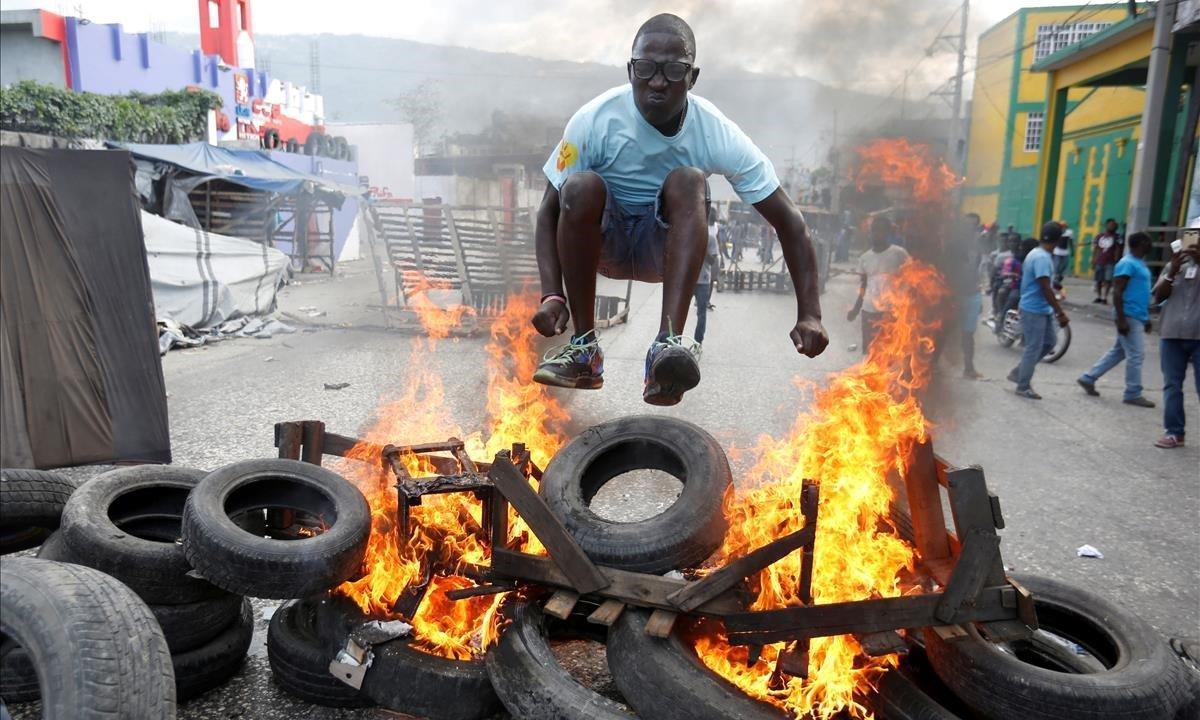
[0,469,79,554]
[490,415,1200,720]
[21,467,254,704]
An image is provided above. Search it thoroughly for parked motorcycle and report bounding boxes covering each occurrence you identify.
[985,308,1072,363]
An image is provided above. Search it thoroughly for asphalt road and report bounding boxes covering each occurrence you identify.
[8,259,1197,719]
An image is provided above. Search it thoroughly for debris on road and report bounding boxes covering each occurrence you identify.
[1076,544,1104,558]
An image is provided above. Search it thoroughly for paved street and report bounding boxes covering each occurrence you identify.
[12,259,1197,719]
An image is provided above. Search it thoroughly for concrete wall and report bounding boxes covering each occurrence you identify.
[0,28,64,88]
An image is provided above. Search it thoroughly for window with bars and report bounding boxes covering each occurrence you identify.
[1034,22,1112,61]
[1024,112,1044,152]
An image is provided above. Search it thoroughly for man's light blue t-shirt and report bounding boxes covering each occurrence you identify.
[1019,246,1055,315]
[1114,255,1151,322]
[543,85,780,207]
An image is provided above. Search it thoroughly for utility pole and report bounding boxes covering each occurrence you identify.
[1127,0,1176,235]
[948,0,970,178]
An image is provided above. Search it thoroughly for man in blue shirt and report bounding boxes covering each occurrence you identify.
[1007,222,1071,399]
[529,13,828,406]
[1076,232,1155,407]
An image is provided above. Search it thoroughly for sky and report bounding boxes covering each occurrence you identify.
[0,0,1134,97]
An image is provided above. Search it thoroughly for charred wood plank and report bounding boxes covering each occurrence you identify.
[488,549,746,615]
[644,609,678,638]
[488,455,609,594]
[944,467,1008,587]
[723,586,1019,643]
[275,422,303,460]
[904,440,953,571]
[855,631,907,657]
[544,590,581,620]
[666,525,815,613]
[444,583,514,601]
[934,529,1000,624]
[587,600,626,626]
[301,420,326,466]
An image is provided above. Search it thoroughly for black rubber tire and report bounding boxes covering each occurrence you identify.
[266,598,371,708]
[869,666,960,720]
[0,633,39,703]
[539,415,732,573]
[285,138,299,153]
[606,608,786,720]
[1041,322,1072,363]
[315,596,500,720]
[262,128,280,150]
[0,526,50,555]
[0,468,77,530]
[173,597,253,701]
[304,132,320,156]
[59,465,224,604]
[486,599,635,720]
[152,593,245,654]
[182,459,370,599]
[924,573,1193,720]
[40,531,240,653]
[0,558,175,718]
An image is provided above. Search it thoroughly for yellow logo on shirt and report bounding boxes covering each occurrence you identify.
[556,141,579,172]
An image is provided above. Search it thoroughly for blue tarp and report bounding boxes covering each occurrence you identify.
[118,142,359,196]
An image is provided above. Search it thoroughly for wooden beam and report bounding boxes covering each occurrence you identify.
[301,420,326,466]
[667,525,814,613]
[722,586,1019,643]
[488,456,609,594]
[444,584,513,601]
[644,609,678,638]
[903,440,953,569]
[488,549,746,615]
[587,600,626,626]
[944,467,1008,587]
[855,631,908,657]
[275,422,302,460]
[934,530,1000,624]
[544,590,580,620]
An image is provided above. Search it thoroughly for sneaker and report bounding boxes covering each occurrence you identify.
[1123,396,1155,408]
[1006,368,1019,384]
[532,331,604,389]
[1015,388,1042,400]
[643,334,701,406]
[1154,433,1185,449]
[1077,378,1100,396]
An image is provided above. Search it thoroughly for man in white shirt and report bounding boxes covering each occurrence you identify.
[848,216,909,354]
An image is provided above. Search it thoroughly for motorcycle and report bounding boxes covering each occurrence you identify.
[985,308,1072,363]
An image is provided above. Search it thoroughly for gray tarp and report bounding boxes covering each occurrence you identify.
[0,147,169,468]
[142,211,289,328]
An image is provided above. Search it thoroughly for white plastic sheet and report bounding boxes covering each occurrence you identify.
[142,211,289,328]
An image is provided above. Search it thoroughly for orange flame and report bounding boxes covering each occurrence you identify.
[334,285,565,659]
[694,137,956,718]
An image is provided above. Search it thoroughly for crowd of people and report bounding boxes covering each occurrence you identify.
[849,212,1199,450]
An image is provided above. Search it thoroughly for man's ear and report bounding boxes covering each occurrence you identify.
[690,66,700,89]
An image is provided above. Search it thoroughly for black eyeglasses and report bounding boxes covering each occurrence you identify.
[629,58,692,83]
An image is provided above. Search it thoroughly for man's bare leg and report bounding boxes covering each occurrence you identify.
[557,171,606,335]
[658,167,708,336]
[644,167,708,406]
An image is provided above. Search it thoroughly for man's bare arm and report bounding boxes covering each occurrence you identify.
[1036,276,1069,327]
[753,188,829,357]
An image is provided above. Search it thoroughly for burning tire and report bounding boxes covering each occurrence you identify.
[172,597,254,701]
[58,465,225,604]
[606,608,787,720]
[0,468,78,553]
[267,598,372,708]
[0,558,175,717]
[182,459,371,599]
[486,598,636,720]
[924,573,1194,720]
[540,415,732,573]
[315,595,501,720]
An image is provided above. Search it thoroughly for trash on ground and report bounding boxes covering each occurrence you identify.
[324,382,351,391]
[1076,544,1104,559]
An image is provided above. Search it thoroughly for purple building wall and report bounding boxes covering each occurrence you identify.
[64,17,268,120]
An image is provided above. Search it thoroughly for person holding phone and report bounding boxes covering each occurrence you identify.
[1152,235,1200,449]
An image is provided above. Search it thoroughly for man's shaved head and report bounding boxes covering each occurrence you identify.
[633,13,696,61]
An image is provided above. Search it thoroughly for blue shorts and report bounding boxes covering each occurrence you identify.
[596,175,710,282]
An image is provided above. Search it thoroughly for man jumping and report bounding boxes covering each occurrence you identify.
[530,13,828,405]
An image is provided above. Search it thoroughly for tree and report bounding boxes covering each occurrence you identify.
[387,80,443,155]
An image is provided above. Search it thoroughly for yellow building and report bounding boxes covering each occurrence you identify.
[963,4,1148,249]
